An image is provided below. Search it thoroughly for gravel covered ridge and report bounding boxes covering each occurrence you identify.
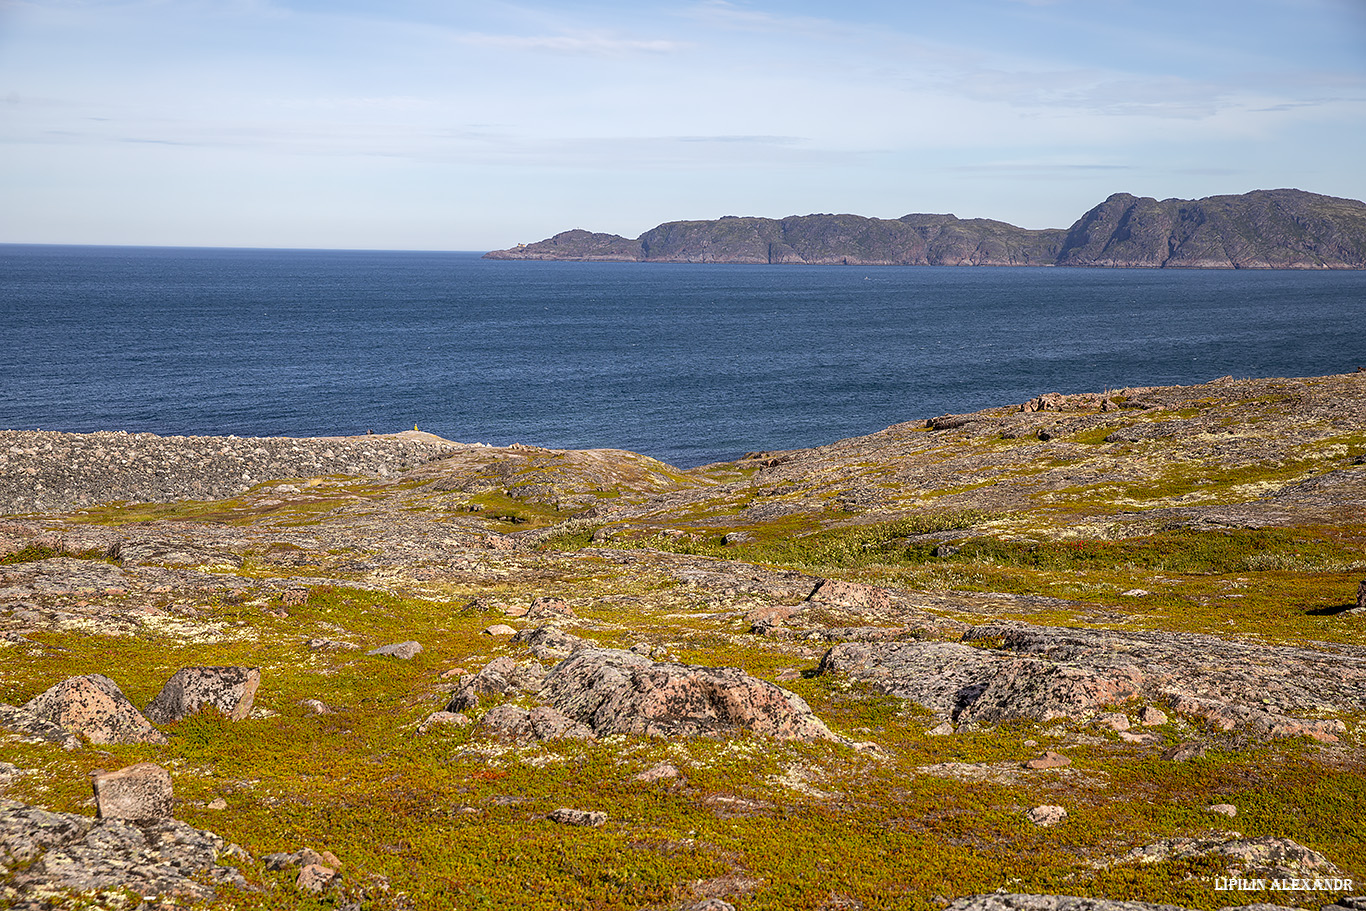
[0,429,461,515]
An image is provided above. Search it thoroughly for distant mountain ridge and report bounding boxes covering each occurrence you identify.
[485,189,1366,269]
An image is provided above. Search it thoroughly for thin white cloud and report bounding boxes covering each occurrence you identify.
[453,30,684,56]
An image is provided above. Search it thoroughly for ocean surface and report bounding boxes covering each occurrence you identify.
[3,244,1364,467]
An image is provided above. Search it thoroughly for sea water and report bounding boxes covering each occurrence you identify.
[2,245,1364,467]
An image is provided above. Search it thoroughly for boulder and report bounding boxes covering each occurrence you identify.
[1026,805,1067,827]
[21,675,166,745]
[526,597,575,620]
[548,808,606,827]
[417,711,469,734]
[544,647,836,741]
[0,703,83,750]
[515,623,587,659]
[367,641,423,659]
[92,763,173,822]
[1119,834,1343,880]
[297,863,339,892]
[1023,751,1070,770]
[446,658,546,712]
[806,578,893,612]
[144,666,260,724]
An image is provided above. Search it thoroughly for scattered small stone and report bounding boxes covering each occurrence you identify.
[1138,706,1169,726]
[1024,751,1071,770]
[1122,589,1149,597]
[1208,803,1237,817]
[144,666,261,724]
[933,544,960,558]
[1118,731,1157,744]
[634,762,680,783]
[775,668,801,682]
[1026,805,1067,827]
[503,605,529,618]
[548,808,606,827]
[928,722,955,736]
[207,798,228,810]
[300,699,332,715]
[91,763,173,822]
[281,588,309,606]
[439,666,469,679]
[684,901,737,911]
[417,711,470,734]
[367,641,423,659]
[1095,712,1130,732]
[722,532,753,546]
[483,624,517,637]
[1162,742,1207,762]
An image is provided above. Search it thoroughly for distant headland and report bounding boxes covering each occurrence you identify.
[485,188,1366,269]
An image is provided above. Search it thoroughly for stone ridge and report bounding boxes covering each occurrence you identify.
[0,429,462,515]
[484,188,1366,269]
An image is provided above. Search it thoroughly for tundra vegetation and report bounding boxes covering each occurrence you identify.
[1,372,1364,910]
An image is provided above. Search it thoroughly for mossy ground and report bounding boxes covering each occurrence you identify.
[3,533,1363,910]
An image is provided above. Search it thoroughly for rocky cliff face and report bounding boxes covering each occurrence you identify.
[1056,189,1366,269]
[484,189,1366,268]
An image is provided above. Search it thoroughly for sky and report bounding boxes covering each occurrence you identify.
[2,0,1365,251]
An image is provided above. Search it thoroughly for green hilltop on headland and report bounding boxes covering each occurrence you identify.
[485,188,1366,269]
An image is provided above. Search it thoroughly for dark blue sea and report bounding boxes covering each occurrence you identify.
[3,245,1364,467]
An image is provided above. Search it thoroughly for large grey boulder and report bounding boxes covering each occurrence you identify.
[144,666,261,724]
[21,675,166,745]
[545,647,836,742]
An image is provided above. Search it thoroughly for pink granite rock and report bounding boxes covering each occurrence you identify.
[22,675,166,745]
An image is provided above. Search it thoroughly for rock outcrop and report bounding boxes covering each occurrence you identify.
[0,799,249,906]
[544,647,836,742]
[819,623,1365,739]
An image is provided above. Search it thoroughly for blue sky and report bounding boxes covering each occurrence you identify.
[2,0,1364,250]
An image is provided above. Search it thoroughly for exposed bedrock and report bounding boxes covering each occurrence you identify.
[819,623,1366,740]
